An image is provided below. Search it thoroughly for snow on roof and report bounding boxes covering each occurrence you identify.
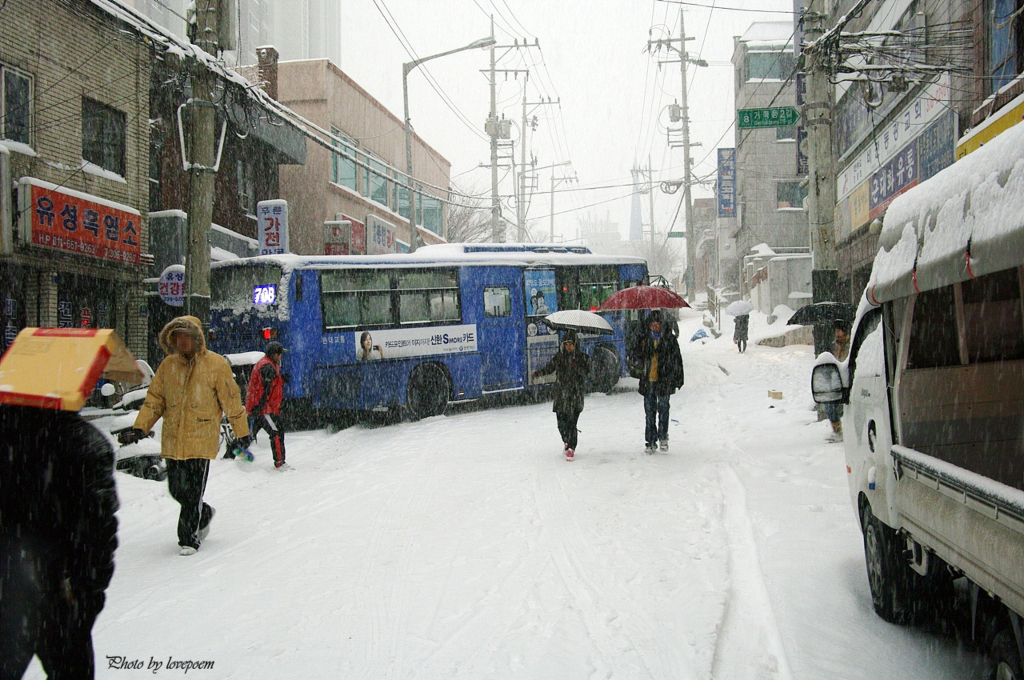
[867,121,1024,305]
[739,22,794,49]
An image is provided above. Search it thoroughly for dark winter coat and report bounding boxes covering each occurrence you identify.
[632,331,684,396]
[0,405,119,663]
[734,314,749,342]
[534,345,591,414]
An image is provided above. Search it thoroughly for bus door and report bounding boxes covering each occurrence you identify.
[479,267,526,392]
[525,268,560,386]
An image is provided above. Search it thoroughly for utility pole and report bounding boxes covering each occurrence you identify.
[803,0,839,355]
[488,18,501,242]
[184,0,222,326]
[518,72,529,242]
[647,10,707,301]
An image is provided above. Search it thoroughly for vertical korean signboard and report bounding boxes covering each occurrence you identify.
[717,149,736,218]
[257,200,289,255]
[20,179,140,264]
[365,214,397,255]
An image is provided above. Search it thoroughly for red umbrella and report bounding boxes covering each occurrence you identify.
[597,285,690,310]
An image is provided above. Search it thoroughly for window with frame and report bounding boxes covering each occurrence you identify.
[237,159,256,215]
[368,158,390,206]
[422,194,443,235]
[82,98,126,177]
[2,66,31,145]
[906,285,961,369]
[330,128,357,190]
[397,177,411,221]
[578,265,620,311]
[962,267,1024,363]
[745,50,795,81]
[397,268,460,325]
[776,181,807,209]
[988,0,1023,94]
[359,153,370,197]
[484,286,511,318]
[321,269,392,329]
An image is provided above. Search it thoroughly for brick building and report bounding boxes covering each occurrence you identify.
[1,0,151,359]
[277,59,451,255]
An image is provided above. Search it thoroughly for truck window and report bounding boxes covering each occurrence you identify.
[848,309,882,383]
[962,267,1024,364]
[906,285,960,370]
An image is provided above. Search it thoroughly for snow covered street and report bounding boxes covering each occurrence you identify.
[45,310,986,679]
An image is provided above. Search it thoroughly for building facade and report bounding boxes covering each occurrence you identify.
[277,59,451,256]
[1,0,151,359]
[731,22,809,295]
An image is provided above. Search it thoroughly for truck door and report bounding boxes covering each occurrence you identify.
[479,268,525,392]
[845,309,891,498]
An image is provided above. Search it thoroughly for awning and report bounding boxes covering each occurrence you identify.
[868,122,1024,305]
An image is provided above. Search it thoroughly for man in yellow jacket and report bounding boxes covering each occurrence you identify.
[122,316,250,556]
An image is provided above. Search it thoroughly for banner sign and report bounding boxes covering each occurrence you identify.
[339,213,365,254]
[365,214,397,255]
[350,325,477,361]
[21,179,140,265]
[717,149,736,218]
[918,110,956,182]
[323,220,351,255]
[869,142,918,219]
[737,106,799,129]
[158,265,185,307]
[524,269,557,316]
[256,200,288,255]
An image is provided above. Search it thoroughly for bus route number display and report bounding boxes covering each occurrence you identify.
[253,285,277,305]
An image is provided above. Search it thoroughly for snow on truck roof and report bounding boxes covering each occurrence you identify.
[211,244,648,272]
[867,121,1024,306]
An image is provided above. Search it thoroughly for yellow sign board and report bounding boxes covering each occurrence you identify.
[0,328,142,411]
[956,93,1024,160]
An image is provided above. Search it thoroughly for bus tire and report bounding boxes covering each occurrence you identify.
[407,364,450,420]
[591,346,620,393]
[862,504,915,625]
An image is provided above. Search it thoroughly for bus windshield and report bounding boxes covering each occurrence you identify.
[211,264,283,311]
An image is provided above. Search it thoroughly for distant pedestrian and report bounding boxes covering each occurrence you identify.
[825,320,852,443]
[121,316,250,556]
[631,310,684,453]
[245,341,289,469]
[734,313,750,353]
[0,405,118,680]
[532,329,591,460]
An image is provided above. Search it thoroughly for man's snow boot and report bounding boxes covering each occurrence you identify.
[565,448,575,461]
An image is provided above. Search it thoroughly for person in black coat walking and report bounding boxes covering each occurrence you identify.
[532,329,591,459]
[0,405,119,680]
[734,313,750,353]
[631,310,684,452]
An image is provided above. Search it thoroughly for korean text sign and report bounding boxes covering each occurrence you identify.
[717,149,736,218]
[257,200,289,255]
[23,180,140,265]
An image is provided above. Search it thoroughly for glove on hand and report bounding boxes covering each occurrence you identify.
[234,434,254,450]
[118,428,147,445]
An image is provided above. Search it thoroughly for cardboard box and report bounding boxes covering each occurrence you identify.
[0,328,142,411]
[768,389,784,400]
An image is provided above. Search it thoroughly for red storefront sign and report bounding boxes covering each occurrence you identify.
[22,179,141,265]
[341,214,366,255]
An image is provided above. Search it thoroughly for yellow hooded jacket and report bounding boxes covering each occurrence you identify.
[134,316,249,460]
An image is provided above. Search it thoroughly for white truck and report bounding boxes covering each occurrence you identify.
[812,122,1024,679]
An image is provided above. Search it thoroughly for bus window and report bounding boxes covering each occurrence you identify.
[579,265,620,311]
[396,268,460,325]
[484,287,511,318]
[321,270,391,330]
[211,264,282,311]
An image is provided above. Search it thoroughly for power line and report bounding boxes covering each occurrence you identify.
[656,0,795,13]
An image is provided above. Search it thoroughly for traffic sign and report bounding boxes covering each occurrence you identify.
[667,232,686,238]
[737,106,800,129]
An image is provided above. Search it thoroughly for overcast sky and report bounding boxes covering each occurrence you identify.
[332,0,795,242]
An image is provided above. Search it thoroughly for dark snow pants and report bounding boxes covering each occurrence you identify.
[643,387,671,446]
[251,413,286,467]
[556,410,581,451]
[0,539,100,680]
[166,458,212,550]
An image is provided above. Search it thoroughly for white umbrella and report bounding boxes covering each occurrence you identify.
[725,300,754,316]
[540,309,614,336]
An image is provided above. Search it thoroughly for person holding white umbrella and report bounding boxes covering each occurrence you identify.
[726,300,754,354]
[532,329,591,461]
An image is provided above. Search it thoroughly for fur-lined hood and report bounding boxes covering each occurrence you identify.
[157,315,207,356]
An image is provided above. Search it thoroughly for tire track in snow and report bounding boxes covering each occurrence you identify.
[711,464,794,680]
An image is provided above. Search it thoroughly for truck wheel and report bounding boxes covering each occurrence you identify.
[407,364,450,420]
[991,629,1023,680]
[863,505,915,624]
[590,346,620,393]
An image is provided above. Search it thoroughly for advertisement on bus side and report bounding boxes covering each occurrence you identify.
[353,325,478,361]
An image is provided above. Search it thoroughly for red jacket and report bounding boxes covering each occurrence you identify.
[245,355,283,415]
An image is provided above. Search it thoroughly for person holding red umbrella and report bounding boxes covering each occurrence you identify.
[630,310,684,453]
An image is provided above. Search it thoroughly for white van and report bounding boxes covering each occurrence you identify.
[812,122,1024,677]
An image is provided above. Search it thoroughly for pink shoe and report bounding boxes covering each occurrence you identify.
[566,448,575,461]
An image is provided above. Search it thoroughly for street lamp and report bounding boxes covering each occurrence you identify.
[403,36,495,252]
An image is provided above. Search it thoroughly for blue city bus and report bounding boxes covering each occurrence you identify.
[207,244,648,420]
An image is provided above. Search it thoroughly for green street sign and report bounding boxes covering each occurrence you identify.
[737,106,800,129]
[667,232,686,238]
